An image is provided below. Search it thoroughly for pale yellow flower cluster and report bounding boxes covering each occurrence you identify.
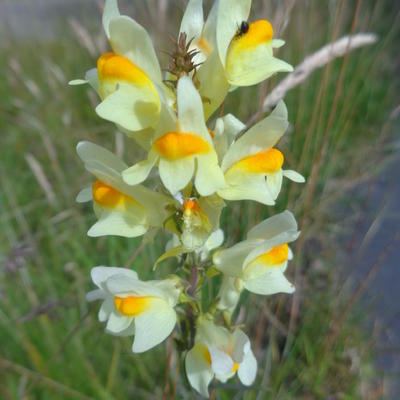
[71,0,305,397]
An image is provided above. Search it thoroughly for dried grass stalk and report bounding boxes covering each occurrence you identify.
[25,153,57,207]
[260,33,378,114]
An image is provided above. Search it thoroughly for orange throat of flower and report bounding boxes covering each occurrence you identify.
[182,199,211,231]
[228,148,284,175]
[97,52,152,86]
[92,180,141,210]
[230,20,274,53]
[114,295,153,317]
[252,243,289,266]
[153,131,210,161]
[96,52,158,100]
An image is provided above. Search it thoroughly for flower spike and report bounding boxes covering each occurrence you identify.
[72,0,305,395]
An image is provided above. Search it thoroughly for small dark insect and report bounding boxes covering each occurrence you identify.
[239,21,249,35]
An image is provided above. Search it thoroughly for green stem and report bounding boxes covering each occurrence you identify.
[187,264,198,348]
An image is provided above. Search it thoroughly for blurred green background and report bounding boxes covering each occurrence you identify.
[1,0,399,399]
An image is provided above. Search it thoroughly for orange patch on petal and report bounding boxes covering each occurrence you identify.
[253,243,289,266]
[232,20,274,52]
[92,180,141,210]
[153,132,210,161]
[196,36,212,56]
[232,362,240,372]
[183,199,212,231]
[97,52,152,86]
[229,148,284,174]
[114,295,153,317]
[202,346,212,365]
[183,199,201,213]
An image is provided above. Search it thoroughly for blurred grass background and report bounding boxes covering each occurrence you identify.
[0,0,399,399]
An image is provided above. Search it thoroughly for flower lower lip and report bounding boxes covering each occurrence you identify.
[153,131,210,160]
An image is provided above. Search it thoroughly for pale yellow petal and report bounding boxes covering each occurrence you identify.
[109,16,162,84]
[213,239,260,277]
[243,267,295,295]
[247,211,297,241]
[216,0,251,67]
[88,209,148,238]
[283,169,305,183]
[177,76,209,142]
[159,157,195,195]
[68,79,87,86]
[198,50,230,120]
[102,0,120,38]
[227,50,293,87]
[76,186,92,203]
[221,101,288,171]
[202,0,219,49]
[267,169,283,200]
[122,152,158,186]
[195,153,226,196]
[272,39,285,48]
[179,0,204,40]
[132,299,177,353]
[95,83,160,131]
[238,350,257,385]
[77,141,127,173]
[185,343,214,397]
[218,173,275,205]
[91,266,139,289]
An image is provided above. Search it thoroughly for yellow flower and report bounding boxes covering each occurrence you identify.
[76,141,172,237]
[217,101,305,205]
[216,0,293,86]
[213,211,299,295]
[178,0,292,119]
[122,76,225,196]
[87,266,181,353]
[185,317,257,397]
[70,0,162,133]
